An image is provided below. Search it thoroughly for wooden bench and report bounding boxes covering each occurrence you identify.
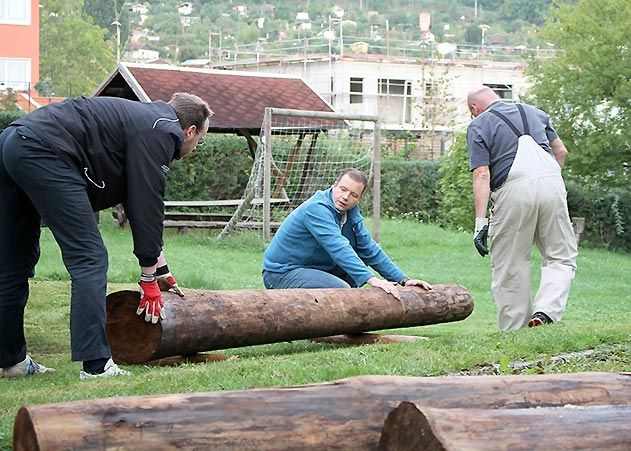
[163,198,289,231]
[163,198,290,208]
[112,199,289,230]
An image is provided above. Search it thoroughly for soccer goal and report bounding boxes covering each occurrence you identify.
[218,108,382,242]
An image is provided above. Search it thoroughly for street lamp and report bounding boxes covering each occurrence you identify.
[112,20,121,62]
[112,0,125,63]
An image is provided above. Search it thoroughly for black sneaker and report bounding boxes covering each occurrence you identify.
[528,311,553,328]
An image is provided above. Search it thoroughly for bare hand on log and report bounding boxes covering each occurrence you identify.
[402,279,433,290]
[367,277,401,299]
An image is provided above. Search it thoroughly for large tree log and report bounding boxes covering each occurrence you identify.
[106,284,473,364]
[379,401,631,450]
[14,372,631,450]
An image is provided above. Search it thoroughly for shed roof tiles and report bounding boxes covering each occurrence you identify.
[94,63,335,133]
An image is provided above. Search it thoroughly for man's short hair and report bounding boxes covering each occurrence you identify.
[168,92,214,132]
[336,168,369,193]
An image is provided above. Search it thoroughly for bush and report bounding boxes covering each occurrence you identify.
[0,111,24,132]
[364,159,441,222]
[165,134,253,201]
[437,132,474,230]
[566,180,631,252]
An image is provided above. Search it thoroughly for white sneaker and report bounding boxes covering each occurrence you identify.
[79,358,130,380]
[0,355,54,378]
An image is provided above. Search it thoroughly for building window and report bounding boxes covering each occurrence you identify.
[0,59,30,90]
[350,77,363,104]
[0,0,30,24]
[484,83,513,100]
[378,78,411,97]
[378,78,412,124]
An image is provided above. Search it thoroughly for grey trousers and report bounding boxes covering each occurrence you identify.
[489,135,578,331]
[0,126,111,366]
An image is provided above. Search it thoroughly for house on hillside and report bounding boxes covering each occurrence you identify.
[124,42,160,63]
[177,2,193,16]
[294,12,312,31]
[234,5,249,16]
[129,3,149,25]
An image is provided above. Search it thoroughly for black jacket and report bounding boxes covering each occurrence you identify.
[13,96,184,267]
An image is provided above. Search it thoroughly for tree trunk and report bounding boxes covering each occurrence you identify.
[106,284,473,364]
[14,373,631,451]
[379,401,631,450]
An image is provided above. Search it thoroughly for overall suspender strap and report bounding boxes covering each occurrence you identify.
[517,104,530,135]
[487,104,531,137]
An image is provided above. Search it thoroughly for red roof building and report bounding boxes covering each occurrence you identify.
[0,0,39,90]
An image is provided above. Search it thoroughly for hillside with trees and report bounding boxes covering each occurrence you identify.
[73,0,574,68]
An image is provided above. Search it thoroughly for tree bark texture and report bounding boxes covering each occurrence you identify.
[379,401,631,450]
[14,372,631,451]
[106,284,473,364]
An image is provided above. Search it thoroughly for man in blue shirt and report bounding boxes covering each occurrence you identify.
[263,169,432,299]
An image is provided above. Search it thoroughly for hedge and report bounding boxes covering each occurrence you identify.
[2,117,623,251]
[0,111,24,132]
[373,159,442,222]
[164,134,253,202]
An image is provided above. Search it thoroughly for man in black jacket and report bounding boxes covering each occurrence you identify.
[0,93,213,379]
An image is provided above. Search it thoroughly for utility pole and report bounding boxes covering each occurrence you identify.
[385,19,389,59]
[339,17,344,58]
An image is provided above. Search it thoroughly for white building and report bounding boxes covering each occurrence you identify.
[129,4,149,25]
[178,2,193,16]
[218,53,527,132]
[214,49,530,158]
[125,47,160,62]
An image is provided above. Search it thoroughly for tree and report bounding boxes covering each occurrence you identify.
[526,0,631,189]
[83,0,131,48]
[40,0,116,96]
[0,88,21,113]
[499,0,551,25]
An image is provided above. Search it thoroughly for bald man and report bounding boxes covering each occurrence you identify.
[466,85,577,331]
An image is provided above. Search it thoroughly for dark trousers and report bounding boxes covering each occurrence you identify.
[0,126,111,367]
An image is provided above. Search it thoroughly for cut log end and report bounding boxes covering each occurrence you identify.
[13,407,39,451]
[106,290,163,364]
[379,402,445,451]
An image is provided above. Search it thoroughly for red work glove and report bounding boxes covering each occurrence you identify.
[156,265,185,297]
[137,273,166,324]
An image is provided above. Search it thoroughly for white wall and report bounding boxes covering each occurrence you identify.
[240,56,529,131]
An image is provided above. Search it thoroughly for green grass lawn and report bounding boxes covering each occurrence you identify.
[1,216,630,449]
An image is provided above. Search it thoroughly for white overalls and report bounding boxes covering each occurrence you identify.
[488,106,578,331]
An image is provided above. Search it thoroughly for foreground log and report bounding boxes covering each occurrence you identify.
[379,402,631,450]
[106,284,472,364]
[14,372,631,450]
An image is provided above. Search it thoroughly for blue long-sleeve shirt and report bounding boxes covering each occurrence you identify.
[263,188,405,287]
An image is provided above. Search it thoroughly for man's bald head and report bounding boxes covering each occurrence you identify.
[467,85,501,118]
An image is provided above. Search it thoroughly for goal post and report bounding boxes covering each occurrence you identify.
[218,108,381,242]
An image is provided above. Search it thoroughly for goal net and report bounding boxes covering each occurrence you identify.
[218,108,381,241]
